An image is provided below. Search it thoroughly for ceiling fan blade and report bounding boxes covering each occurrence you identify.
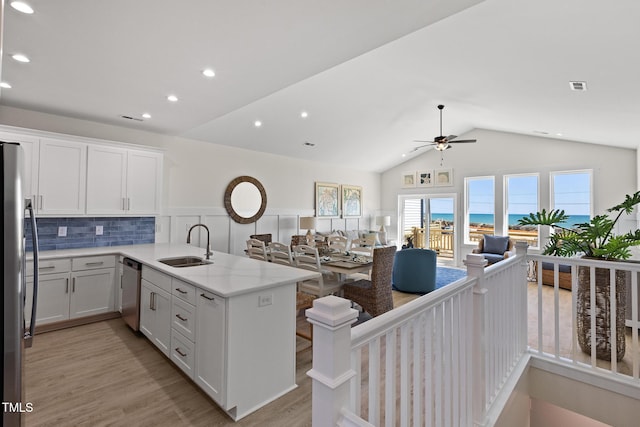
[448,139,476,143]
[446,135,458,141]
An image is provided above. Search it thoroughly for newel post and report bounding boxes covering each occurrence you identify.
[466,253,489,424]
[306,295,359,427]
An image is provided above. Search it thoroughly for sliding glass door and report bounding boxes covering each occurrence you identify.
[399,194,456,261]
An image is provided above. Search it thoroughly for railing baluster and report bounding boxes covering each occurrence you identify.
[385,330,396,427]
[368,338,379,424]
[610,268,617,372]
[412,315,423,427]
[633,272,639,379]
[400,322,410,427]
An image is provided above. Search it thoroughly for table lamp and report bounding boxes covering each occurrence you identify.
[376,215,391,233]
[299,216,317,245]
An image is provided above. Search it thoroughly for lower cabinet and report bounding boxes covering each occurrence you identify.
[26,255,116,327]
[194,289,226,406]
[139,278,171,356]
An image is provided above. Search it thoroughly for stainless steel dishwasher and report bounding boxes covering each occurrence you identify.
[122,257,142,331]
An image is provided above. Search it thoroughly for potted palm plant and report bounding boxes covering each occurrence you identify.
[519,191,640,361]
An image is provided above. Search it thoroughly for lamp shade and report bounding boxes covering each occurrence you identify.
[376,215,391,227]
[299,216,317,230]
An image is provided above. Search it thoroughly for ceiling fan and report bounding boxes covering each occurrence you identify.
[412,104,476,152]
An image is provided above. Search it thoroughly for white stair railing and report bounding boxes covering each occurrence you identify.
[307,242,529,427]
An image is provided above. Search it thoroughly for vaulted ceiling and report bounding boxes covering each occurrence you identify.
[2,0,639,172]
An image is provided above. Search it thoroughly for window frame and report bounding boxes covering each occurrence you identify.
[503,172,540,249]
[464,175,495,245]
[550,169,594,219]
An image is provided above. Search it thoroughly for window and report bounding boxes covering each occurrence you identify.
[551,170,592,227]
[465,176,494,244]
[505,174,539,247]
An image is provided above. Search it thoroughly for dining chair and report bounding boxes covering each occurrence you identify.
[268,241,294,266]
[293,244,343,298]
[342,246,396,317]
[250,233,272,246]
[349,236,375,256]
[246,238,268,261]
[327,235,348,252]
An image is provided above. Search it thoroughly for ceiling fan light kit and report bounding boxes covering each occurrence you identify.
[412,104,477,162]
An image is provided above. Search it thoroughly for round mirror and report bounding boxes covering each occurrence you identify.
[224,176,267,224]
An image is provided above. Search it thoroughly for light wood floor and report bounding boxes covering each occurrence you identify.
[24,291,420,427]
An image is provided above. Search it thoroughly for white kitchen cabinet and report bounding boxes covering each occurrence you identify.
[86,146,162,215]
[37,138,87,215]
[25,272,71,326]
[195,290,226,406]
[126,149,162,215]
[0,131,39,207]
[25,256,116,328]
[86,145,127,215]
[140,279,172,356]
[70,268,115,318]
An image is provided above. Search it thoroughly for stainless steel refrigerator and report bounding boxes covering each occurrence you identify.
[2,142,39,427]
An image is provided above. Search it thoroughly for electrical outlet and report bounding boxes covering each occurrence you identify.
[258,294,273,307]
[57,226,67,237]
[96,225,103,235]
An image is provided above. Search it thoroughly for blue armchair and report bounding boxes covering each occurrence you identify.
[391,248,437,294]
[472,235,514,265]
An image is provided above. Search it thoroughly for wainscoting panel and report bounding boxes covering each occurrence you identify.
[202,215,231,253]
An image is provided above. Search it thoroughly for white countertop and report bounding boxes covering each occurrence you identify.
[32,243,318,298]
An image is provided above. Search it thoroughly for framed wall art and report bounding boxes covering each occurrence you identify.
[401,171,416,188]
[341,184,362,217]
[435,169,453,186]
[315,182,340,217]
[417,170,434,187]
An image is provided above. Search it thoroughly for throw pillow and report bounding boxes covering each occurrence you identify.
[483,235,509,255]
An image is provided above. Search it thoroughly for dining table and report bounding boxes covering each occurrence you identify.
[320,253,373,279]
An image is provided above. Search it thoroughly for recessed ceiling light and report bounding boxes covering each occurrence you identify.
[12,53,30,63]
[0,82,12,89]
[202,68,215,78]
[142,113,151,119]
[556,133,563,137]
[10,1,34,14]
[167,95,178,102]
[254,120,262,128]
[300,111,309,119]
[402,153,406,157]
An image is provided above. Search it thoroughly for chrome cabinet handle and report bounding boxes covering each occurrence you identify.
[72,277,76,292]
[175,348,187,357]
[175,313,187,322]
[39,195,43,210]
[150,292,155,311]
[85,261,104,266]
[39,265,55,270]
[175,288,187,294]
[66,278,69,293]
[200,293,215,301]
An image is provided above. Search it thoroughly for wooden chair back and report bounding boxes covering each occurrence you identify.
[246,238,268,261]
[268,242,293,266]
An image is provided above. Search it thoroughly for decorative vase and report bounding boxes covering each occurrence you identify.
[576,265,627,361]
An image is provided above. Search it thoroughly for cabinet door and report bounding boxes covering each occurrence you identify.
[126,150,162,215]
[0,131,39,205]
[86,145,127,214]
[139,279,171,356]
[195,290,226,405]
[25,272,71,326]
[38,138,87,215]
[69,268,115,318]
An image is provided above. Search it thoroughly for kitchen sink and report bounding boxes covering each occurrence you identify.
[157,256,212,268]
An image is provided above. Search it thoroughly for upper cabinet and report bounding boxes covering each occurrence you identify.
[38,138,87,215]
[0,131,39,206]
[86,147,162,215]
[0,125,163,216]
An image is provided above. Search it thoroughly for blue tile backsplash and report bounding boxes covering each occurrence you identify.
[25,217,155,252]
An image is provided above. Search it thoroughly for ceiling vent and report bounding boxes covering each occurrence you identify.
[569,81,587,91]
[120,115,143,122]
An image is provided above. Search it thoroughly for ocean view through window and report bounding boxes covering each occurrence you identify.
[465,176,495,244]
[505,174,539,247]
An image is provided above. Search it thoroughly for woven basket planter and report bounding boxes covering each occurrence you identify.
[576,265,627,361]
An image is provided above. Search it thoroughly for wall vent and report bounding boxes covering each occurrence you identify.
[569,81,587,91]
[120,115,143,121]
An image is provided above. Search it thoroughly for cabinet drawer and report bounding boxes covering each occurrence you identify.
[171,297,196,341]
[171,330,195,379]
[172,279,196,305]
[28,258,71,276]
[142,266,171,293]
[72,255,115,271]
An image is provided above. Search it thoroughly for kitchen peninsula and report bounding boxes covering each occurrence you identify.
[31,243,319,421]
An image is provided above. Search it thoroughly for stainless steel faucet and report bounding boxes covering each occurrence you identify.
[186,223,213,260]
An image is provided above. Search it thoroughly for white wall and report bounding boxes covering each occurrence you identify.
[0,106,382,253]
[382,128,637,265]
